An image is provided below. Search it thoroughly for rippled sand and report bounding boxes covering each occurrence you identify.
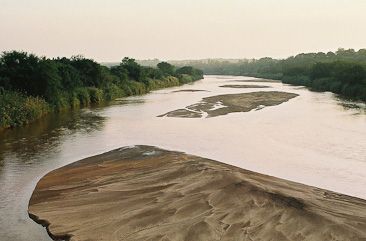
[29,146,366,241]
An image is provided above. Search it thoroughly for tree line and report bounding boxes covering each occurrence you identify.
[176,48,366,101]
[0,51,203,129]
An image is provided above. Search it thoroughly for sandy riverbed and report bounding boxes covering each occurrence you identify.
[29,146,366,241]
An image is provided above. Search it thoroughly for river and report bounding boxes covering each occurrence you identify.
[0,75,365,241]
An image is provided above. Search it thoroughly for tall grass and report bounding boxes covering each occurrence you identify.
[0,90,49,128]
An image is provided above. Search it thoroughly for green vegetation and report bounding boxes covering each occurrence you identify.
[0,51,203,129]
[0,90,49,128]
[174,48,366,101]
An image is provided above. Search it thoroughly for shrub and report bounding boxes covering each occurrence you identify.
[74,88,90,106]
[0,90,49,128]
[103,83,125,101]
[282,75,311,86]
[87,87,104,103]
[125,81,147,95]
[68,92,81,109]
[177,74,193,84]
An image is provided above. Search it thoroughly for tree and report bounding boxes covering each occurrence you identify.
[143,67,163,80]
[70,56,103,87]
[310,63,332,80]
[57,63,82,90]
[120,57,144,81]
[333,62,365,84]
[157,62,175,76]
[37,59,62,101]
[0,51,40,94]
[110,65,128,83]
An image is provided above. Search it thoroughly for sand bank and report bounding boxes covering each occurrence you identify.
[29,146,366,241]
[219,84,269,89]
[158,91,298,118]
[172,89,208,93]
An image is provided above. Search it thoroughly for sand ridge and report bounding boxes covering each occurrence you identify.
[171,89,208,93]
[219,84,270,89]
[29,146,366,241]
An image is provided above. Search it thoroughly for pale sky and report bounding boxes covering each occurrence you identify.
[1,0,365,61]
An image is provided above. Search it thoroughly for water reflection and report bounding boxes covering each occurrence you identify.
[0,108,106,241]
[0,109,106,162]
[282,82,366,115]
[337,99,366,114]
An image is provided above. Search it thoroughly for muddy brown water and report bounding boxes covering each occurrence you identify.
[0,75,365,241]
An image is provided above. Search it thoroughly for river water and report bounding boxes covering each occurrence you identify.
[0,75,365,241]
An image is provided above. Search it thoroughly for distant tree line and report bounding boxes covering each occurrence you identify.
[177,48,366,101]
[0,51,203,129]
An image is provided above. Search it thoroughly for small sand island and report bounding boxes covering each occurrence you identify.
[159,91,298,118]
[29,146,366,241]
[172,89,208,93]
[235,79,280,83]
[219,84,269,89]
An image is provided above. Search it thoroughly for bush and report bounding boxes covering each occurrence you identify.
[87,87,104,103]
[0,91,49,128]
[103,83,125,101]
[53,93,70,110]
[311,77,333,91]
[68,91,81,109]
[282,75,311,86]
[329,80,343,93]
[342,84,366,99]
[250,73,283,80]
[125,81,147,95]
[177,74,193,84]
[74,88,90,106]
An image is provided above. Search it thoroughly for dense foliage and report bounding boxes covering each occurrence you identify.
[175,49,366,101]
[0,51,203,129]
[0,90,49,128]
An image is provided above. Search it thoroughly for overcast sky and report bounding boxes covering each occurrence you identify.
[1,0,365,61]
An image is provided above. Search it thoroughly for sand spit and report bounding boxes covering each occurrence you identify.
[172,89,208,93]
[219,84,269,89]
[235,79,280,83]
[29,146,366,241]
[158,91,298,118]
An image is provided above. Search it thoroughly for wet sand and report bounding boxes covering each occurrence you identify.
[159,91,298,118]
[29,146,366,241]
[219,84,269,89]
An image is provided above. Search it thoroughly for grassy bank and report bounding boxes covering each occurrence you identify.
[0,51,203,129]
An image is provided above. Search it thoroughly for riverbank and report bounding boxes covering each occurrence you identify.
[29,146,366,241]
[0,51,203,130]
[0,76,202,131]
[174,49,366,102]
